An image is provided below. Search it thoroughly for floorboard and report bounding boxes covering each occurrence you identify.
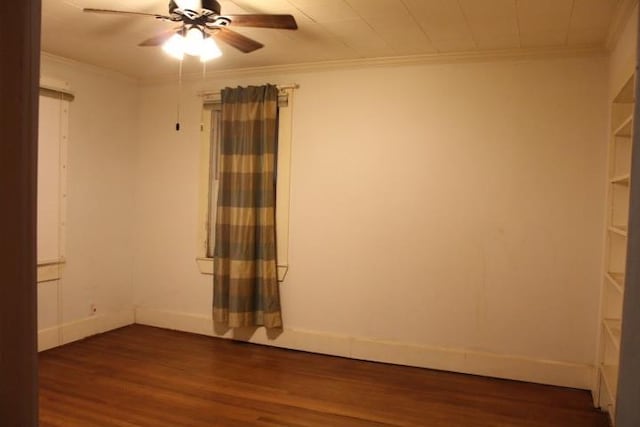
[39,325,609,427]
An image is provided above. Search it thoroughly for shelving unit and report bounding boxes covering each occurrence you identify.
[603,319,622,350]
[610,174,631,185]
[613,115,633,137]
[608,225,628,237]
[605,272,625,294]
[597,73,635,424]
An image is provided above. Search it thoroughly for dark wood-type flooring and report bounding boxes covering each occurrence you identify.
[39,325,609,427]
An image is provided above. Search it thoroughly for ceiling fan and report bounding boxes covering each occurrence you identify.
[83,0,298,60]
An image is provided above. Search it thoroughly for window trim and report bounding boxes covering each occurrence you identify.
[196,87,294,282]
[37,77,71,284]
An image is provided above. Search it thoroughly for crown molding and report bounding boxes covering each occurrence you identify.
[606,0,638,50]
[40,51,140,84]
[139,45,606,86]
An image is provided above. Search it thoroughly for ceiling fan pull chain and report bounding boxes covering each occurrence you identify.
[176,58,183,131]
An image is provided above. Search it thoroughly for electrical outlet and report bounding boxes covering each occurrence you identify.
[90,303,97,316]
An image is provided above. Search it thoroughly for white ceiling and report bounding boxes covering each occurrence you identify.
[42,0,624,79]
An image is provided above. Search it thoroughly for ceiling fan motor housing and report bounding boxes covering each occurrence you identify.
[202,0,221,13]
[169,0,221,14]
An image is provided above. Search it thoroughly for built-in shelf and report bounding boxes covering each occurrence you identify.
[610,174,631,185]
[604,319,622,350]
[606,272,626,293]
[609,225,629,237]
[614,75,636,103]
[614,115,633,137]
[598,73,634,424]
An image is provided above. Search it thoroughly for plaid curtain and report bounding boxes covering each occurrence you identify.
[213,84,282,328]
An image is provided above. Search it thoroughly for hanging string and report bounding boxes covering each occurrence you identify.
[176,58,183,131]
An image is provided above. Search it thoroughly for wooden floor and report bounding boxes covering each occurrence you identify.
[39,325,609,427]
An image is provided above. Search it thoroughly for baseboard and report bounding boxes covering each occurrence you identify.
[38,309,135,352]
[134,307,594,390]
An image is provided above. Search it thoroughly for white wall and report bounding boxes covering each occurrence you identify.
[37,54,138,350]
[609,4,638,100]
[132,55,609,388]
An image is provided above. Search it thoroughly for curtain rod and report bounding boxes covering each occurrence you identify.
[39,77,75,100]
[198,83,299,99]
[39,86,75,102]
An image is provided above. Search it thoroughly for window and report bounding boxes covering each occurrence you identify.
[37,77,72,283]
[196,86,294,282]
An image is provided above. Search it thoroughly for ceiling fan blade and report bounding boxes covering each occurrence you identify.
[214,27,264,53]
[138,29,179,47]
[224,14,297,30]
[83,8,170,19]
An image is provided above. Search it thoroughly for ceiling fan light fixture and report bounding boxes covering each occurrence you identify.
[162,33,185,60]
[184,26,205,56]
[200,36,222,62]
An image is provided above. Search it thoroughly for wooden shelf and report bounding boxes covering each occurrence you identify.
[613,115,633,137]
[606,272,625,294]
[610,174,631,185]
[609,225,628,237]
[614,75,636,103]
[604,319,622,350]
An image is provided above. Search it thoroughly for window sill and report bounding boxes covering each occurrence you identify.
[196,257,289,282]
[37,258,66,283]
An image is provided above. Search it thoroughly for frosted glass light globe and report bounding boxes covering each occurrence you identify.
[200,37,222,62]
[184,27,204,56]
[162,33,185,60]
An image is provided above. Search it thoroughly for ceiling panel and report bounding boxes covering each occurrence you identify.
[288,0,360,23]
[321,19,395,56]
[459,0,519,49]
[374,25,437,55]
[229,0,296,14]
[40,0,621,79]
[351,1,420,36]
[567,27,609,46]
[476,36,520,50]
[431,38,476,52]
[517,0,574,33]
[569,0,615,30]
[345,0,408,18]
[520,31,567,48]
[403,0,473,43]
[459,0,518,39]
[352,0,435,55]
[274,21,359,60]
